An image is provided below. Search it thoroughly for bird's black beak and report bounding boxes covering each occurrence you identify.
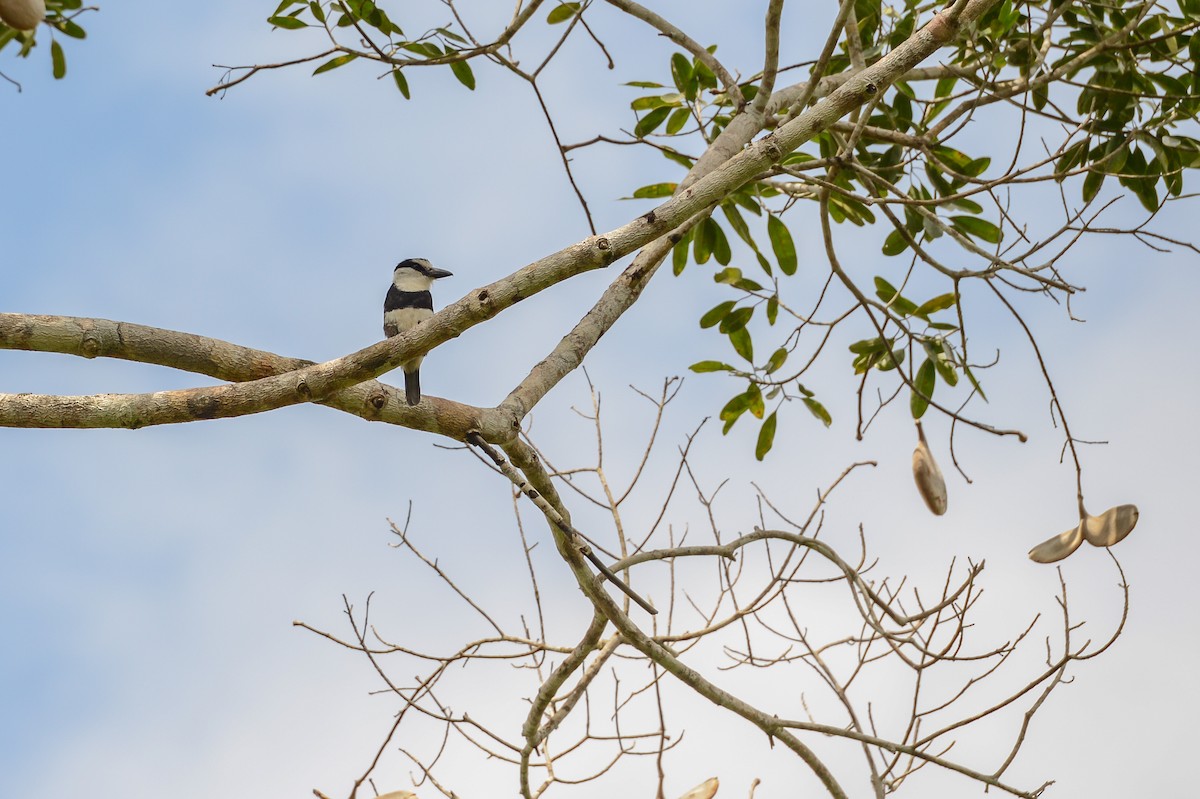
[429,268,453,279]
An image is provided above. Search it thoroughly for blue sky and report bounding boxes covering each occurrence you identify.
[2,3,1198,798]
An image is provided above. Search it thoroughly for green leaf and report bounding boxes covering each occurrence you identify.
[50,40,65,79]
[635,106,671,138]
[670,52,692,91]
[767,215,798,275]
[267,15,308,29]
[700,300,736,329]
[950,215,1002,244]
[672,232,691,275]
[391,69,411,98]
[746,382,765,419]
[729,327,754,362]
[632,182,677,199]
[934,356,959,386]
[665,107,690,135]
[546,2,581,23]
[876,348,906,371]
[313,53,359,75]
[449,59,476,90]
[694,218,714,264]
[882,228,909,256]
[766,295,779,325]
[874,277,919,316]
[57,18,86,38]
[721,203,755,248]
[309,2,326,23]
[915,292,957,317]
[719,391,751,432]
[963,364,988,401]
[803,397,832,427]
[1082,169,1104,202]
[690,360,733,373]
[765,347,788,374]
[756,412,778,460]
[849,337,887,355]
[911,358,936,419]
[719,306,753,333]
[710,220,731,265]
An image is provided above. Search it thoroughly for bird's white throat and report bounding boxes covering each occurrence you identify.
[393,269,436,292]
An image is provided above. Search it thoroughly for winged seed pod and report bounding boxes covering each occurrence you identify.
[0,0,45,30]
[1027,521,1085,563]
[1028,503,1139,563]
[676,778,719,799]
[912,422,947,515]
[1082,503,1140,547]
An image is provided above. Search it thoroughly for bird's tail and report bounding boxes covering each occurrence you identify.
[404,370,421,406]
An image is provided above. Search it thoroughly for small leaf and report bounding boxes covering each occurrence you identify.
[58,18,86,38]
[672,233,691,275]
[746,382,765,419]
[665,107,690,135]
[267,15,308,29]
[546,2,581,23]
[700,300,736,329]
[50,40,65,79]
[729,327,754,362]
[710,220,731,265]
[1082,169,1104,202]
[720,203,755,248]
[694,218,714,264]
[690,360,733,373]
[882,228,910,256]
[635,106,671,138]
[719,306,753,333]
[670,52,692,91]
[449,59,476,90]
[391,69,411,98]
[950,215,1002,244]
[313,53,359,75]
[720,391,751,430]
[803,397,832,427]
[756,412,778,460]
[849,337,887,355]
[915,293,957,317]
[765,347,788,374]
[767,215,798,275]
[911,358,936,419]
[632,182,677,199]
[963,364,988,401]
[766,295,779,325]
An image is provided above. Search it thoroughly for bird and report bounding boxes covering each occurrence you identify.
[383,257,453,406]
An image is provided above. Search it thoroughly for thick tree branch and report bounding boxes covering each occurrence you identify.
[0,313,499,440]
[2,0,999,434]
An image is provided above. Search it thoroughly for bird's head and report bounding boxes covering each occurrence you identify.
[393,258,453,291]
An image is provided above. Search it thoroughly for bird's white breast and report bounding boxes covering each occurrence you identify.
[384,306,433,332]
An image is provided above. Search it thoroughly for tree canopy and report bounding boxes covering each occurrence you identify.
[3,1,1198,797]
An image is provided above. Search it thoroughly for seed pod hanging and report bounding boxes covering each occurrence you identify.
[1028,502,1139,562]
[0,0,45,31]
[676,778,719,799]
[1027,521,1085,563]
[912,421,948,515]
[1082,503,1139,547]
